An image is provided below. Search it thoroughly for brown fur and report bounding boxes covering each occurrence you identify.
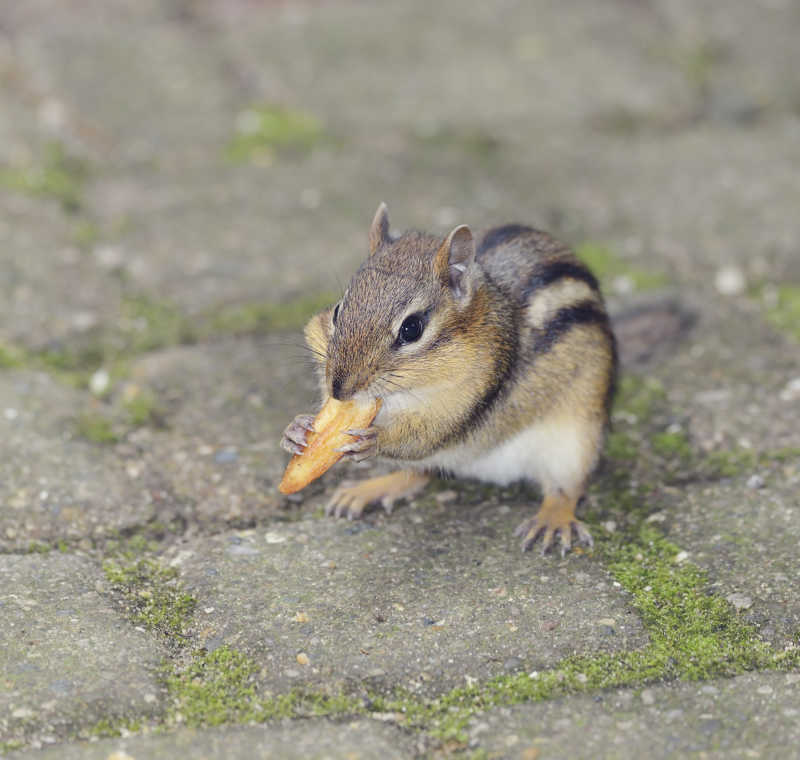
[301,207,617,552]
[306,218,615,461]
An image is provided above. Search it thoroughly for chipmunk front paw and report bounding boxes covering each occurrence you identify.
[280,413,315,455]
[325,470,429,519]
[334,425,379,462]
[514,493,593,557]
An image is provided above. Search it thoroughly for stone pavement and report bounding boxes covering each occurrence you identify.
[1,0,799,757]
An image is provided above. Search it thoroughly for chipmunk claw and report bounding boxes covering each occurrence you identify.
[515,495,593,556]
[334,426,378,462]
[325,480,363,519]
[280,413,315,455]
[325,470,430,521]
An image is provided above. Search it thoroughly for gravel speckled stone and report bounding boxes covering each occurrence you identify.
[0,372,170,551]
[0,555,164,745]
[173,508,647,696]
[8,719,422,759]
[468,671,800,760]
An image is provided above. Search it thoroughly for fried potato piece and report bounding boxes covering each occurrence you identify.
[278,397,381,494]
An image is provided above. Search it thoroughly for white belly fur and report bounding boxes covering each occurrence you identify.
[407,417,591,492]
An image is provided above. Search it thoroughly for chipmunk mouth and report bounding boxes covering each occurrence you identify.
[370,382,444,426]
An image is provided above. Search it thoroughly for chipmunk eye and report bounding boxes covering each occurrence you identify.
[332,303,340,325]
[398,313,424,344]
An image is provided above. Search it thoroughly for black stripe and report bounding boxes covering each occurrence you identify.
[534,299,611,355]
[440,285,521,446]
[604,329,619,418]
[477,224,535,255]
[522,260,600,299]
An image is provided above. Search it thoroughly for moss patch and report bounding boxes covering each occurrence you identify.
[165,646,266,726]
[8,291,335,386]
[119,294,197,354]
[760,283,800,341]
[164,646,365,729]
[651,430,692,460]
[207,292,337,334]
[577,242,668,292]
[227,105,325,164]
[82,717,143,740]
[75,412,119,445]
[103,557,196,639]
[0,141,88,212]
[123,386,166,428]
[413,124,501,158]
[0,341,25,369]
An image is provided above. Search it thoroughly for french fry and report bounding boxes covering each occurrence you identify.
[278,397,381,494]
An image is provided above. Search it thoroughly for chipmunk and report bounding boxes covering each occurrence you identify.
[281,203,617,555]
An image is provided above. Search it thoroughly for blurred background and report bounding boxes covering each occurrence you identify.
[2,0,799,346]
[1,0,799,539]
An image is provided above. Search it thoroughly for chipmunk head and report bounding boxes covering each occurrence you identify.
[320,203,488,404]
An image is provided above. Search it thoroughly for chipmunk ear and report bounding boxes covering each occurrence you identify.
[434,224,475,300]
[368,202,390,256]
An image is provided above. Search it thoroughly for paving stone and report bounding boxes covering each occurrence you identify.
[467,670,800,760]
[1,0,239,166]
[125,335,321,528]
[656,298,800,453]
[667,478,800,648]
[3,0,799,340]
[0,193,123,348]
[0,372,174,551]
[0,554,165,746]
[172,506,647,697]
[639,299,800,646]
[6,719,421,760]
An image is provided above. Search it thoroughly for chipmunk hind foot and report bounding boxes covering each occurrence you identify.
[514,490,593,557]
[325,470,430,520]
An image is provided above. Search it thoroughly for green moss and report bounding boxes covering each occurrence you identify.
[75,412,119,444]
[652,430,692,460]
[700,448,757,478]
[1,290,337,395]
[606,430,638,461]
[123,389,165,428]
[121,294,197,354]
[85,716,142,740]
[26,541,52,554]
[103,557,196,638]
[0,141,88,211]
[590,105,652,136]
[207,292,337,334]
[227,105,325,163]
[72,219,101,251]
[614,375,667,421]
[0,341,25,369]
[768,447,800,462]
[680,41,729,93]
[577,243,668,291]
[105,532,162,560]
[414,125,501,157]
[164,646,363,728]
[165,646,263,726]
[697,446,800,480]
[762,284,800,340]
